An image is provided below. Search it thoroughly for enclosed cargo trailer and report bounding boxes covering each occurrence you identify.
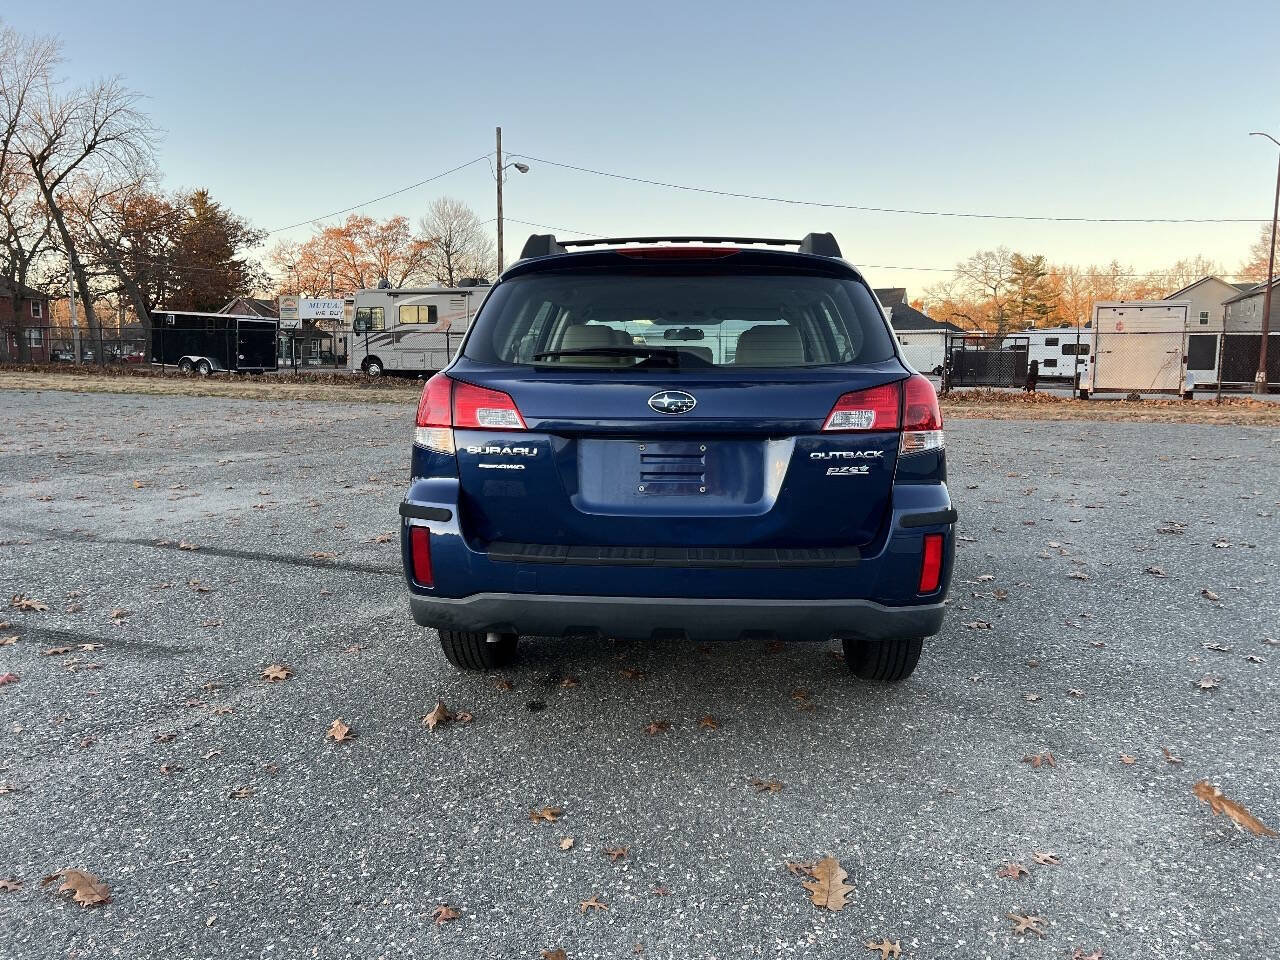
[150,312,278,375]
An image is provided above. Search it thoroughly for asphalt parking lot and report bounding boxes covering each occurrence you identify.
[0,388,1277,960]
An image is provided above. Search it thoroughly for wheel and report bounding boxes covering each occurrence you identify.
[177,358,193,373]
[364,358,383,377]
[195,359,212,376]
[438,629,518,669]
[842,637,922,683]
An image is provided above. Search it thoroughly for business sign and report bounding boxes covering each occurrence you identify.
[277,297,344,322]
[278,296,300,327]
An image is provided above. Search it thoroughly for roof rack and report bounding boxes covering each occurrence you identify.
[518,232,842,260]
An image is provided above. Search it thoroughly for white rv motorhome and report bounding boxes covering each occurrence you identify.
[1021,326,1092,386]
[349,284,491,376]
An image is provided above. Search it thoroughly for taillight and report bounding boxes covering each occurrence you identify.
[452,381,527,430]
[901,374,944,455]
[918,533,944,593]
[410,526,433,587]
[822,382,901,432]
[414,372,455,453]
[414,375,527,452]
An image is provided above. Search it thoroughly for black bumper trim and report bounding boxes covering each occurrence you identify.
[484,541,860,568]
[899,508,958,529]
[410,592,944,642]
[399,502,453,522]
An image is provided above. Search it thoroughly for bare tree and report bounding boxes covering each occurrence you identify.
[418,197,495,287]
[0,23,59,347]
[17,49,155,342]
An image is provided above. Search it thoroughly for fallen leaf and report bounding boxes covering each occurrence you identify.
[1162,747,1184,765]
[1072,950,1104,960]
[1144,565,1167,577]
[1119,754,1136,765]
[602,845,629,862]
[153,731,176,743]
[750,778,784,794]
[309,551,337,561]
[1031,851,1061,866]
[976,573,995,582]
[559,675,580,688]
[228,786,253,799]
[698,715,718,730]
[41,869,110,907]
[1244,654,1266,664]
[423,700,450,730]
[261,664,292,683]
[1201,589,1221,602]
[529,806,564,824]
[996,862,1029,879]
[326,718,354,742]
[1213,539,1231,549]
[1067,571,1091,581]
[643,720,670,736]
[801,856,853,911]
[109,608,129,620]
[41,646,72,656]
[0,878,21,892]
[619,667,644,680]
[0,635,18,646]
[1194,675,1221,692]
[1022,751,1056,769]
[559,836,574,850]
[0,673,17,686]
[579,895,608,914]
[493,678,514,691]
[1008,912,1046,937]
[1203,641,1232,652]
[9,595,48,612]
[160,763,182,775]
[78,643,103,651]
[1066,687,1084,698]
[178,541,199,551]
[211,706,232,716]
[541,951,568,960]
[432,904,460,925]
[1192,780,1277,837]
[864,938,902,960]
[1023,692,1041,702]
[371,532,395,543]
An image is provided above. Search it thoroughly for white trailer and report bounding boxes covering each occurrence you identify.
[893,328,947,376]
[1087,301,1190,396]
[1020,326,1092,386]
[349,284,491,376]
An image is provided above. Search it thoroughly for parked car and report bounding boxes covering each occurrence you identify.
[50,348,75,363]
[398,233,956,682]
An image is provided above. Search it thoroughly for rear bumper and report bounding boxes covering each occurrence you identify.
[409,591,945,642]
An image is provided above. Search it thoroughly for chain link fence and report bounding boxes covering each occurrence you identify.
[938,330,1280,395]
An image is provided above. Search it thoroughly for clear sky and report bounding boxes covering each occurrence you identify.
[9,0,1279,293]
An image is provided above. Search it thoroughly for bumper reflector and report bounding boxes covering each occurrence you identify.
[410,526,434,587]
[919,533,944,594]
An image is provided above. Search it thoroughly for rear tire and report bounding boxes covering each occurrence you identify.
[178,358,193,373]
[438,629,518,669]
[842,636,923,683]
[195,359,212,376]
[364,358,383,377]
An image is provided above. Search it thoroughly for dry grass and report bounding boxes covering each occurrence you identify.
[941,389,1280,425]
[3,367,1279,424]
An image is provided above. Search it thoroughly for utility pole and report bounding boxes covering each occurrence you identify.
[495,125,505,274]
[1250,132,1280,394]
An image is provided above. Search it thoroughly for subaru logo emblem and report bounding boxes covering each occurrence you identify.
[648,390,697,415]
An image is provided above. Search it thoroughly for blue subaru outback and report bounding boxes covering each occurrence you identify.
[399,233,955,682]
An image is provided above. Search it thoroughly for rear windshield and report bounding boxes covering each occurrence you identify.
[463,271,896,369]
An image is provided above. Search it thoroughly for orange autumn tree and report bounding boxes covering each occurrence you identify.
[269,214,432,297]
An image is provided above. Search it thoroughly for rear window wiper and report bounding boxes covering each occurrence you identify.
[532,346,684,363]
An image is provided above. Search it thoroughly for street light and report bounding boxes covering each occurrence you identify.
[1249,131,1279,394]
[494,126,530,274]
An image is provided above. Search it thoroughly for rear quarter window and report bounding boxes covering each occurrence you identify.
[464,269,895,369]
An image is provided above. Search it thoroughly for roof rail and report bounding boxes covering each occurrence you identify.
[518,233,844,259]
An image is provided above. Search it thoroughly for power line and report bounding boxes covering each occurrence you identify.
[508,152,1270,225]
[264,155,491,235]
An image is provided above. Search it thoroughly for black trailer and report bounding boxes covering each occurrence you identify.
[150,312,278,375]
